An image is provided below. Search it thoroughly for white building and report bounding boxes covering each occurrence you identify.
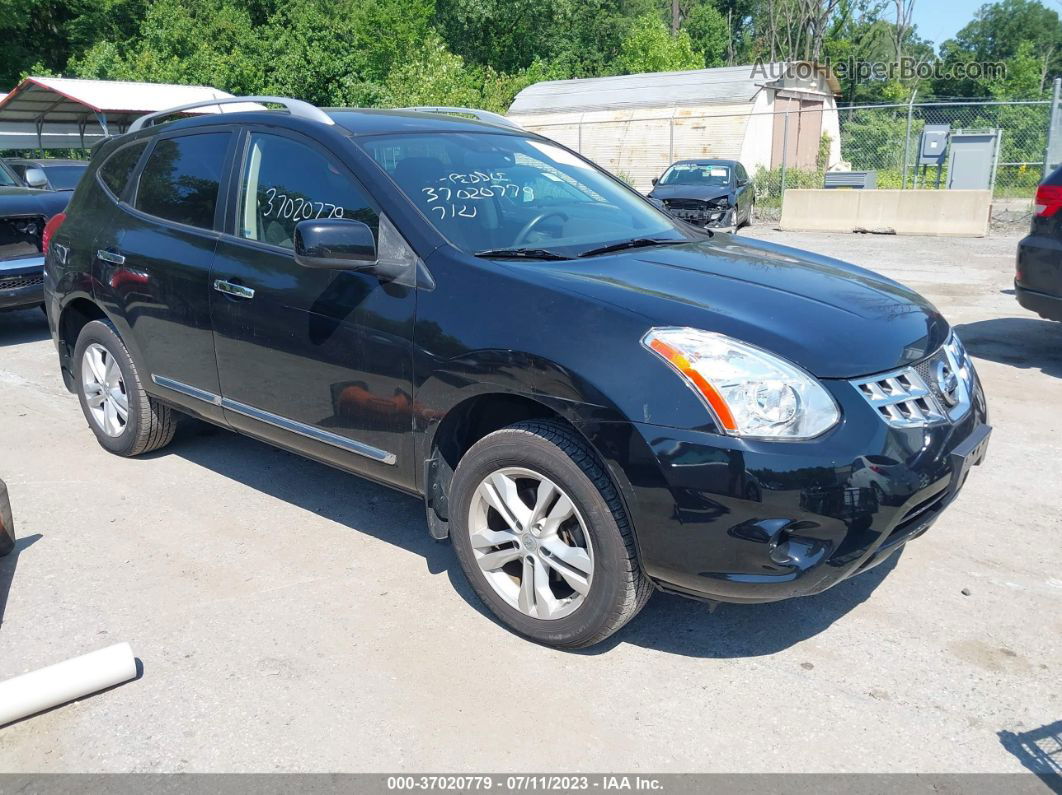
[507,62,842,191]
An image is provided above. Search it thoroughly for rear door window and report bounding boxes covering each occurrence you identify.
[134,132,231,230]
[99,143,147,199]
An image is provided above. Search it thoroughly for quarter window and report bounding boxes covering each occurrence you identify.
[134,133,231,230]
[99,143,146,198]
[238,133,377,250]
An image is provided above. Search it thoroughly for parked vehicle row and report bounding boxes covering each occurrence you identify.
[39,97,990,648]
[0,159,69,312]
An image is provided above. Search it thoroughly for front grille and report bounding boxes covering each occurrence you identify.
[0,273,44,291]
[851,367,946,428]
[914,349,952,409]
[851,333,974,428]
[663,199,707,211]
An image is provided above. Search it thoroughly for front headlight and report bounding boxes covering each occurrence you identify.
[642,327,841,439]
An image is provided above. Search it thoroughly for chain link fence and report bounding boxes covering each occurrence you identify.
[519,96,1057,224]
[753,99,1052,220]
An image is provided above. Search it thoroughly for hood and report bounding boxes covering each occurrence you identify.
[537,236,948,379]
[648,184,733,203]
[0,186,70,219]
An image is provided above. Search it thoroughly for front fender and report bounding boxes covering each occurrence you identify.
[414,348,628,461]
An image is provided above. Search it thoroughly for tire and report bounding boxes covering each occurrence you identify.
[73,319,177,456]
[450,420,652,648]
[0,478,15,558]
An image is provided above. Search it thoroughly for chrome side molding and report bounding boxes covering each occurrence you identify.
[150,375,396,465]
[152,375,222,406]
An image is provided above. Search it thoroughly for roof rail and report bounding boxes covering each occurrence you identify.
[401,106,522,130]
[128,96,334,132]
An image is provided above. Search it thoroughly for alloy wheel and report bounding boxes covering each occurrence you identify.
[81,342,129,437]
[468,467,594,620]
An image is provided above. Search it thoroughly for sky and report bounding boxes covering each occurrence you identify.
[911,0,992,47]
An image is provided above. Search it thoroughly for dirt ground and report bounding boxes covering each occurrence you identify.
[0,227,1059,773]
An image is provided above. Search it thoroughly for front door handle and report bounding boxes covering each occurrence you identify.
[96,249,125,265]
[213,279,255,300]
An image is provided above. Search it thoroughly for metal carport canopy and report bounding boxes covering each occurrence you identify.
[0,77,259,150]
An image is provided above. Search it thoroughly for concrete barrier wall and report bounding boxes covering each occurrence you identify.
[779,189,992,237]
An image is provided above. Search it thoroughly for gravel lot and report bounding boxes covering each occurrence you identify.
[0,228,1059,774]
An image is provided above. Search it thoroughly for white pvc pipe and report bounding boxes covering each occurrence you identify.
[0,643,137,726]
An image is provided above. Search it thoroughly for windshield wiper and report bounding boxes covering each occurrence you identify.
[474,247,571,261]
[576,238,688,258]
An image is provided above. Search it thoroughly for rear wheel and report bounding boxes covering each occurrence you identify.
[73,319,177,456]
[450,420,652,648]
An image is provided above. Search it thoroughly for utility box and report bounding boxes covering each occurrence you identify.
[947,130,1000,191]
[919,124,950,167]
[824,171,877,189]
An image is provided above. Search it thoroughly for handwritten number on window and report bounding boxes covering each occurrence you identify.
[260,189,345,220]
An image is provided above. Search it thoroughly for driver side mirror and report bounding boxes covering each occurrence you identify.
[294,219,377,270]
[24,167,48,189]
[651,177,658,186]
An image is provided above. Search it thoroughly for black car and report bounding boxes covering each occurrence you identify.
[5,158,89,192]
[44,97,990,648]
[1,159,69,311]
[1016,168,1062,321]
[648,158,753,232]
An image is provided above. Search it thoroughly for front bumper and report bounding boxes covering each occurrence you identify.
[662,204,733,229]
[0,255,45,310]
[587,368,990,604]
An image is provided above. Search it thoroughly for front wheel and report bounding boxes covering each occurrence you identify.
[450,421,652,648]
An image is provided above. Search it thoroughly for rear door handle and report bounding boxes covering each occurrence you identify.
[96,249,125,265]
[213,279,255,300]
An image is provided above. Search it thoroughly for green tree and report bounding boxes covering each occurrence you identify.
[381,32,482,108]
[616,14,703,74]
[683,2,728,67]
[936,0,1062,97]
[0,0,104,86]
[71,0,264,93]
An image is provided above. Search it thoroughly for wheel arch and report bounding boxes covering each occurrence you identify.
[55,294,151,394]
[55,294,108,391]
[421,390,638,543]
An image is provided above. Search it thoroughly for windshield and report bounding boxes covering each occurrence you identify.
[361,132,695,256]
[0,161,17,187]
[42,164,87,190]
[659,163,732,187]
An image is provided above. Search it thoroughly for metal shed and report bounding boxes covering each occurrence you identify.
[507,62,842,191]
[0,77,256,151]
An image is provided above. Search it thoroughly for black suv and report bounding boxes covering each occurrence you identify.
[44,97,990,648]
[1016,166,1062,321]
